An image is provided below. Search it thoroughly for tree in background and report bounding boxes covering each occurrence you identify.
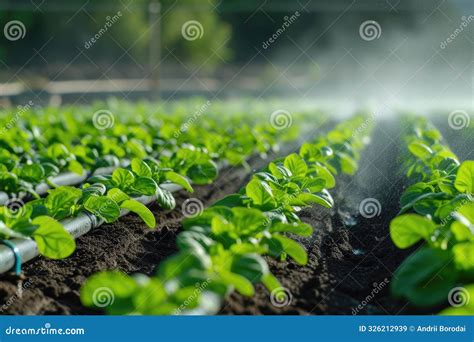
[0,0,232,78]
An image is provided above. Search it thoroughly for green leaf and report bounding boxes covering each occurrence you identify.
[314,165,335,189]
[80,271,137,314]
[400,182,432,207]
[132,278,171,314]
[305,177,326,193]
[155,187,176,210]
[45,186,82,220]
[261,273,282,293]
[82,183,107,201]
[283,153,308,178]
[31,216,76,259]
[18,164,45,183]
[245,178,276,209]
[107,188,130,204]
[133,177,158,195]
[293,192,333,208]
[84,196,121,223]
[131,158,152,178]
[165,171,193,193]
[212,194,244,208]
[187,161,218,185]
[47,143,69,159]
[120,199,156,228]
[390,214,437,248]
[111,168,135,188]
[408,142,433,160]
[455,161,474,194]
[231,207,267,236]
[231,254,269,283]
[391,247,456,306]
[451,202,474,241]
[453,241,474,271]
[273,234,308,265]
[268,162,292,179]
[220,270,254,296]
[337,152,357,175]
[68,159,84,175]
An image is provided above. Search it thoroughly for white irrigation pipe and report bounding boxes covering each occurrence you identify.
[0,182,182,275]
[0,132,320,315]
[0,165,123,206]
[0,133,313,316]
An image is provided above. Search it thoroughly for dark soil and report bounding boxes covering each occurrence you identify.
[2,119,455,316]
[0,143,303,315]
[220,120,426,315]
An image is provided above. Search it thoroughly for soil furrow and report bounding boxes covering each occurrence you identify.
[221,120,420,315]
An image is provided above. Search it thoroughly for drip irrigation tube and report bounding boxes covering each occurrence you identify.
[0,133,312,275]
[0,183,182,275]
[0,165,122,206]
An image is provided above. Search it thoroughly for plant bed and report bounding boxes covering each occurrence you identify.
[220,120,433,315]
[0,154,281,315]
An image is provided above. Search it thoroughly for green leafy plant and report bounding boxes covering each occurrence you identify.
[389,118,474,314]
[80,115,373,314]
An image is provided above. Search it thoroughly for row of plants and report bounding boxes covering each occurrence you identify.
[0,99,300,201]
[389,117,474,314]
[0,100,309,265]
[80,114,374,315]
